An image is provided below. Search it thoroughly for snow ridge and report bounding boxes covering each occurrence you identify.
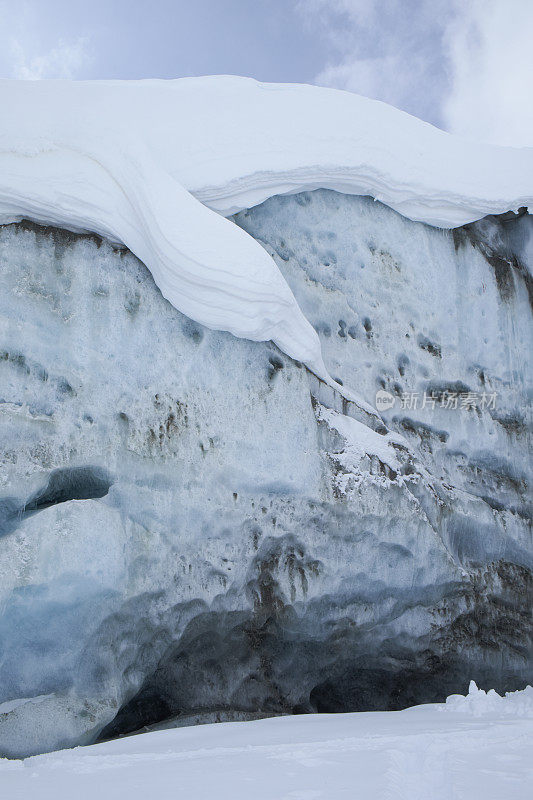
[443,681,533,717]
[1,76,531,398]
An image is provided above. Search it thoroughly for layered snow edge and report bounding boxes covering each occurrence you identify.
[1,76,531,397]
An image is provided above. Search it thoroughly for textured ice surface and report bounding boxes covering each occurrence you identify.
[1,77,532,398]
[0,192,531,758]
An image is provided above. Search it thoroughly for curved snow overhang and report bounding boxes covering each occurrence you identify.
[1,76,531,412]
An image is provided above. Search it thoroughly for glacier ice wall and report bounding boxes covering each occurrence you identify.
[0,193,531,758]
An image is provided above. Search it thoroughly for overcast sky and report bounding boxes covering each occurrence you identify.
[0,0,531,146]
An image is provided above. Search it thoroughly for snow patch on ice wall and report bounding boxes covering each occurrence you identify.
[1,76,532,396]
[443,682,533,718]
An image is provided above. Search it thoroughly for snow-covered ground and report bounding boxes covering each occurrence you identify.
[1,684,531,799]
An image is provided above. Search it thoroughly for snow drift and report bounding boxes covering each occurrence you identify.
[1,76,531,395]
[1,687,532,799]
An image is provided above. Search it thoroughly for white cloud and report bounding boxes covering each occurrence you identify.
[0,1,91,80]
[10,36,90,80]
[298,0,453,127]
[443,0,533,147]
[299,0,532,147]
